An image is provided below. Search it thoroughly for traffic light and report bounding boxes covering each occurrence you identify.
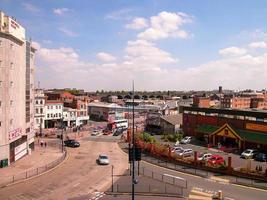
[128,147,142,162]
[135,147,141,161]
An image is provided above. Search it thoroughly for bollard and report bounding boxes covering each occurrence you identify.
[218,190,223,200]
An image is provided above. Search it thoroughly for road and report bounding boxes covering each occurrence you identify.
[0,136,127,200]
[0,132,266,200]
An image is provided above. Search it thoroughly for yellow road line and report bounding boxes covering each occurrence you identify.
[210,176,230,183]
[188,194,212,200]
[190,189,213,197]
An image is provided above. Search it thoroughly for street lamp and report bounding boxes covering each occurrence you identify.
[61,117,64,153]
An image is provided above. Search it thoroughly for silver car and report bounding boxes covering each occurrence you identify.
[176,148,193,157]
[197,153,212,161]
[97,154,109,165]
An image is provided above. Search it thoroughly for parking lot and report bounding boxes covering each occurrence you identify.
[153,135,267,171]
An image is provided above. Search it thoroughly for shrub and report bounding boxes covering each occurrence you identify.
[139,132,156,143]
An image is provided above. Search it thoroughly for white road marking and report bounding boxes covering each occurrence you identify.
[73,182,80,187]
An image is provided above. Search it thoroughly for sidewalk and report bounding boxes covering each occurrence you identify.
[0,140,64,187]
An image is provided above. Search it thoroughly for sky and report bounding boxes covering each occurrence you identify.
[1,0,267,91]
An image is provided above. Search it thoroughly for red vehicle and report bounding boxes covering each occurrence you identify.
[208,155,224,165]
[102,129,112,135]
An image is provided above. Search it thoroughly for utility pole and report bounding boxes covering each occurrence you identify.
[131,81,136,200]
[61,117,64,153]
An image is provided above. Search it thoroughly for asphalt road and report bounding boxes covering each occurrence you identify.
[0,137,128,200]
[139,154,267,200]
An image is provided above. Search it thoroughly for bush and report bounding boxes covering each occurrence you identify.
[139,132,156,143]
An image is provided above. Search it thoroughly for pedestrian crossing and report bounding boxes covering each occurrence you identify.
[87,191,105,200]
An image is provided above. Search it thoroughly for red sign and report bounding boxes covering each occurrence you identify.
[9,128,22,140]
[11,20,20,29]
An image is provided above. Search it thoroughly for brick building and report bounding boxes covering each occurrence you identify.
[181,106,267,151]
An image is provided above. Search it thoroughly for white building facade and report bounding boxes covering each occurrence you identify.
[44,101,63,128]
[34,89,45,130]
[0,11,35,166]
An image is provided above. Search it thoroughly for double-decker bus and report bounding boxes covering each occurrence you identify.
[107,119,128,130]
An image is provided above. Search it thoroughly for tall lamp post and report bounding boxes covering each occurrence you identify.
[131,81,136,200]
[61,117,64,153]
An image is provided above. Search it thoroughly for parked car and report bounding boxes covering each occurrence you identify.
[91,130,101,136]
[240,149,259,159]
[97,154,109,165]
[254,152,267,162]
[180,136,192,144]
[171,146,184,153]
[197,153,212,161]
[176,148,193,157]
[113,128,124,136]
[64,139,80,148]
[208,155,224,165]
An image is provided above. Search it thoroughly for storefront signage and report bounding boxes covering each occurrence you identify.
[15,142,27,155]
[9,128,22,141]
[246,123,267,132]
[217,128,237,139]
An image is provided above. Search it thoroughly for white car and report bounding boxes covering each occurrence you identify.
[180,136,192,144]
[171,146,184,153]
[176,148,193,157]
[240,149,258,159]
[91,130,100,136]
[97,154,109,165]
[197,153,212,161]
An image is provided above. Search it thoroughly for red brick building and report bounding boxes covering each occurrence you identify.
[181,106,267,151]
[193,96,210,108]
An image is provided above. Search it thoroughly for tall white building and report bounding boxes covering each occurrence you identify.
[0,11,35,166]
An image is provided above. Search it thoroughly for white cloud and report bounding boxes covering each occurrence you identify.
[219,47,247,56]
[97,52,117,62]
[53,8,70,15]
[248,41,267,49]
[22,3,40,13]
[137,11,193,40]
[106,8,134,20]
[126,17,148,30]
[58,27,78,37]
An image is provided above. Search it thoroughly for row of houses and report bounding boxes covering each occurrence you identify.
[34,89,90,132]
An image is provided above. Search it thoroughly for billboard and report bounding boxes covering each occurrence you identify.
[8,18,25,41]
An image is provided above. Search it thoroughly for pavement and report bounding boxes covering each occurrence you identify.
[0,139,63,187]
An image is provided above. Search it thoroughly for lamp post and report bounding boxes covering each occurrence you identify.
[131,81,136,200]
[61,117,64,153]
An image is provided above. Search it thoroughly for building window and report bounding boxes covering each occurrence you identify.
[59,113,61,118]
[36,108,39,114]
[10,81,13,87]
[36,118,39,124]
[40,100,43,104]
[40,108,43,113]
[0,121,1,127]
[47,114,49,118]
[10,62,14,69]
[10,100,13,106]
[36,100,38,104]
[55,113,58,117]
[51,106,53,109]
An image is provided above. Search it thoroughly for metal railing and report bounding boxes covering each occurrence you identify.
[0,150,67,188]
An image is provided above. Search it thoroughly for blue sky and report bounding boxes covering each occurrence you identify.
[1,0,267,91]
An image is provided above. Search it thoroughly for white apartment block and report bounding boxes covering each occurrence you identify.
[34,89,45,130]
[0,11,35,166]
[44,101,63,128]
